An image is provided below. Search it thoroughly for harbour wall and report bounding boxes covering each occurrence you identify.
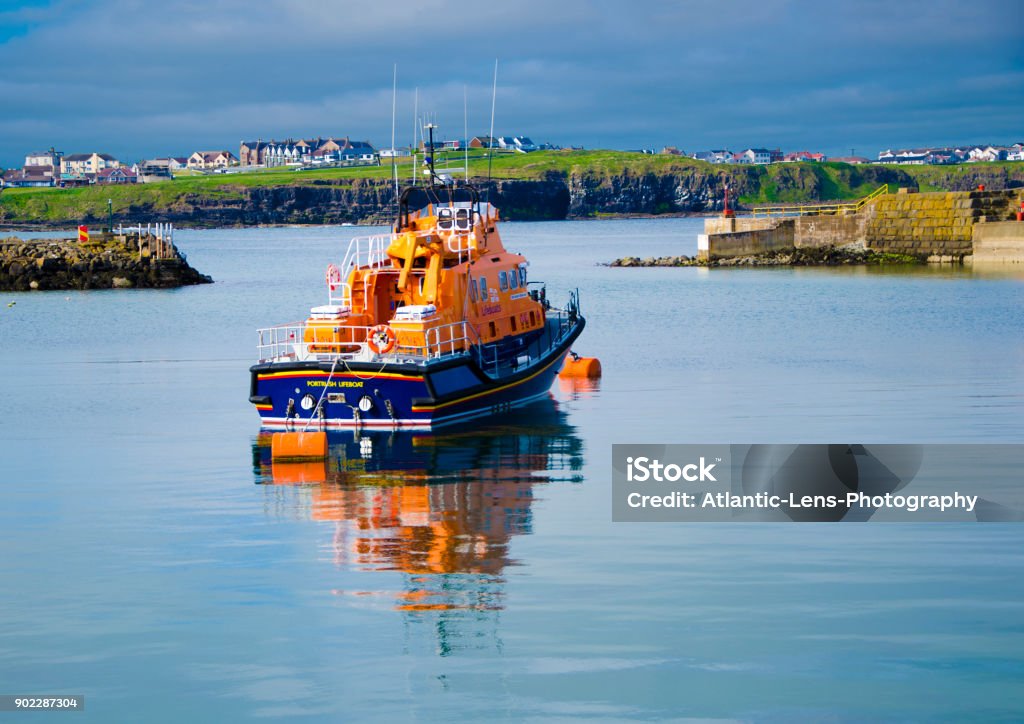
[972,221,1024,263]
[699,190,1024,262]
[698,210,874,259]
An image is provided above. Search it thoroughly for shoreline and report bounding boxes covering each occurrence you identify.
[0,211,719,233]
[608,246,925,268]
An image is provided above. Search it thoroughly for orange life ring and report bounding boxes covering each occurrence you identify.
[367,324,397,354]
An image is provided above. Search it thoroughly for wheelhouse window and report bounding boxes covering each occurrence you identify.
[479,276,488,299]
[499,270,509,291]
[509,269,518,289]
[469,276,478,301]
[518,265,527,286]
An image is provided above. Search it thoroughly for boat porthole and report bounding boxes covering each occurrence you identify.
[300,394,316,411]
[358,395,374,412]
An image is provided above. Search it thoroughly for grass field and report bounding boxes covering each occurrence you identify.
[2,151,1021,224]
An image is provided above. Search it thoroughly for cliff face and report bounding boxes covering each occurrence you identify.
[563,164,922,216]
[2,163,1021,228]
[567,170,731,215]
[100,178,571,227]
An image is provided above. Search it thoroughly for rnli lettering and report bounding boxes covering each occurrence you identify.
[481,304,502,316]
[307,380,364,388]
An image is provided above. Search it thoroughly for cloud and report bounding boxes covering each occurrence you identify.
[0,0,1021,166]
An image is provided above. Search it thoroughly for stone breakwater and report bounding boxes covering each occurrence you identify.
[609,246,921,268]
[0,235,213,291]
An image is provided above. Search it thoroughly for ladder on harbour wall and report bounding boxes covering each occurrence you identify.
[751,185,889,218]
[116,222,175,260]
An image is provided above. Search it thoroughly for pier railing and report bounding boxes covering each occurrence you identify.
[750,184,889,217]
[115,222,176,260]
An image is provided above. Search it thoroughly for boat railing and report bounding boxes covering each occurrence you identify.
[330,233,394,306]
[441,231,476,264]
[256,323,373,363]
[328,229,479,306]
[257,319,481,364]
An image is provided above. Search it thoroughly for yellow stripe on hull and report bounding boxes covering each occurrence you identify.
[412,351,565,412]
[259,370,424,382]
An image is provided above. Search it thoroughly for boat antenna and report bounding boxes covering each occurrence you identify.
[425,122,440,186]
[486,58,498,199]
[391,63,399,213]
[463,85,469,183]
[412,87,418,186]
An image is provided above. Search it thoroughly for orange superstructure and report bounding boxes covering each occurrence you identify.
[301,185,548,358]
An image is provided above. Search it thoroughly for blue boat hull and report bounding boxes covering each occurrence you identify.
[250,318,585,430]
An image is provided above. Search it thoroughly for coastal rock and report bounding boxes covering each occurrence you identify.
[0,234,213,291]
[607,246,922,268]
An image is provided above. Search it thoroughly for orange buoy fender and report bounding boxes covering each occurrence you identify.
[560,355,602,379]
[271,431,328,460]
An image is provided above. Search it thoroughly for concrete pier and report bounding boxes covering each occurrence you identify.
[698,190,1024,263]
[972,221,1024,263]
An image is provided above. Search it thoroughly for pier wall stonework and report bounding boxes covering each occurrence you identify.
[793,209,873,249]
[698,220,795,260]
[865,190,1022,258]
[700,190,1023,261]
[972,221,1024,263]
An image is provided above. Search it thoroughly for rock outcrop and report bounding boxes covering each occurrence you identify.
[0,234,213,291]
[609,246,922,268]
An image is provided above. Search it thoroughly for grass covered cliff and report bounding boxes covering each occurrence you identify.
[2,151,1022,227]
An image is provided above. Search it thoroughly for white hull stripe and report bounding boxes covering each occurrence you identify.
[257,390,552,430]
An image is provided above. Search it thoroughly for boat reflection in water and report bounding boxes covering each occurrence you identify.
[557,374,601,401]
[253,397,583,651]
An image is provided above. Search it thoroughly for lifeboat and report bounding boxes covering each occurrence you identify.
[249,131,586,430]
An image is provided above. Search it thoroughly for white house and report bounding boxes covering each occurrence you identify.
[738,148,773,164]
[187,151,237,169]
[967,146,1007,163]
[513,136,537,152]
[61,152,119,176]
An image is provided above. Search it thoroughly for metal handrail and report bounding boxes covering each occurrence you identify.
[257,319,480,364]
[751,184,889,217]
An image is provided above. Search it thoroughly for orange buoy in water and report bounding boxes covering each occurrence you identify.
[559,353,602,379]
[271,431,328,460]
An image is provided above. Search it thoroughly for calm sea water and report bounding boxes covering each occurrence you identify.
[2,219,1023,721]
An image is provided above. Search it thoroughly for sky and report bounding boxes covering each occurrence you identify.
[0,0,1021,167]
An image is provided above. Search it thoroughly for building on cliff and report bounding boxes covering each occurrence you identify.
[61,152,119,177]
[241,137,378,167]
[96,167,138,185]
[187,151,238,170]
